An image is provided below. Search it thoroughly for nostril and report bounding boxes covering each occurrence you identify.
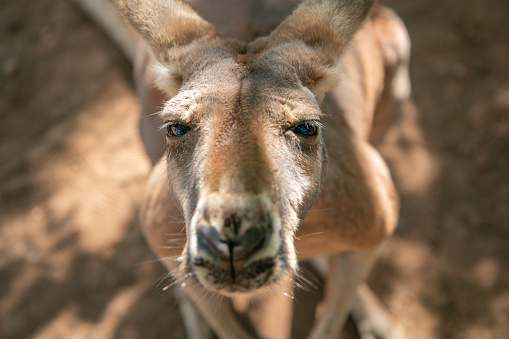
[232,224,266,261]
[197,225,229,260]
[198,224,268,262]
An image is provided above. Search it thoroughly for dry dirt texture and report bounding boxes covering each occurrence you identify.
[1,0,508,338]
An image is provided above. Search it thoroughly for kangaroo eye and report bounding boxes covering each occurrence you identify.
[160,122,191,137]
[168,123,191,137]
[290,121,319,137]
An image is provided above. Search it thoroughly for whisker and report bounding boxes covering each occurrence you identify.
[163,275,189,292]
[162,255,184,262]
[164,232,187,237]
[295,265,321,291]
[274,277,296,301]
[165,240,185,245]
[295,231,325,240]
[161,267,192,292]
[132,257,174,267]
[283,291,295,300]
[305,208,332,213]
[154,271,174,290]
[163,214,187,221]
[141,107,165,119]
[163,276,182,291]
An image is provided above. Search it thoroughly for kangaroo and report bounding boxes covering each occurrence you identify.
[75,0,411,337]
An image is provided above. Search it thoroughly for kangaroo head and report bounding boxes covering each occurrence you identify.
[117,0,375,294]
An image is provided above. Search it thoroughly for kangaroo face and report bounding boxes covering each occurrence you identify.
[161,56,326,292]
[116,0,376,294]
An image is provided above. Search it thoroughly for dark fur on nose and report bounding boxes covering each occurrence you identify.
[197,223,267,262]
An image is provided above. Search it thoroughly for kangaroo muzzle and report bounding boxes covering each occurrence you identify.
[188,192,284,293]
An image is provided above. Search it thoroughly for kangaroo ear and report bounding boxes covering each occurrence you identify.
[253,0,376,99]
[115,0,227,96]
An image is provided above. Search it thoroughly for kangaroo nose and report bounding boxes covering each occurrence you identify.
[197,223,266,262]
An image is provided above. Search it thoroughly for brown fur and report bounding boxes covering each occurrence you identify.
[111,0,411,337]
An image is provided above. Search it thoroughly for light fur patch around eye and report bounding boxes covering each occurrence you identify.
[264,88,323,125]
[160,89,200,122]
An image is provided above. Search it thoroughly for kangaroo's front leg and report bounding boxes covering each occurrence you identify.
[351,283,406,339]
[179,280,258,339]
[308,249,379,339]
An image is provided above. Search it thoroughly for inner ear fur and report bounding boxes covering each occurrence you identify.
[115,0,236,95]
[250,0,376,98]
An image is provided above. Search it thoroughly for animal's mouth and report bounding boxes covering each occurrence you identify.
[191,256,278,293]
[187,231,290,293]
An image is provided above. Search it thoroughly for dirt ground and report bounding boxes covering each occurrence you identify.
[1,0,508,338]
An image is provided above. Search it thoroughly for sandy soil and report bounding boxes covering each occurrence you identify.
[1,0,508,338]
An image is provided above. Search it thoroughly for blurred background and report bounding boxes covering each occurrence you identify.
[0,0,508,338]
